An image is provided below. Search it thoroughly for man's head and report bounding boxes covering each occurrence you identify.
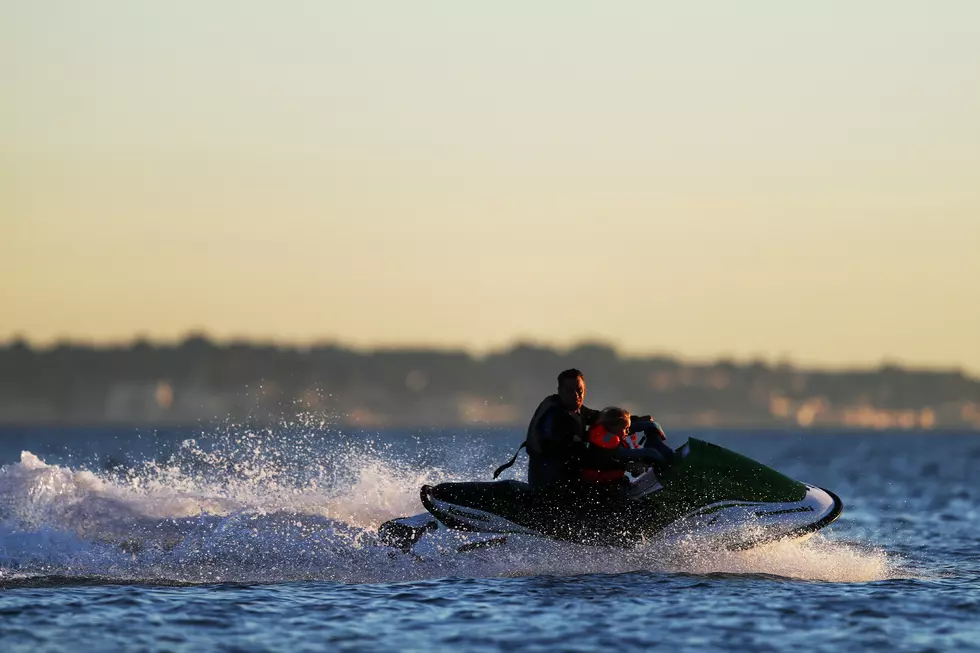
[557,368,586,411]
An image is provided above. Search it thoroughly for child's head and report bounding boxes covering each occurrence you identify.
[598,407,631,435]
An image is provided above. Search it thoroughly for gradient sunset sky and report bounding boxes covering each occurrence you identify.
[3,2,979,372]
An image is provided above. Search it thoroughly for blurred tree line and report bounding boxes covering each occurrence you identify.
[1,335,978,429]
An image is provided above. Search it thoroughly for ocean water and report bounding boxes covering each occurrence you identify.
[0,424,978,652]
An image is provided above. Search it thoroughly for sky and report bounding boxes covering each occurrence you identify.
[3,1,979,372]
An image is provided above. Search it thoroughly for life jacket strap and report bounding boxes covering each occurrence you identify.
[492,440,526,479]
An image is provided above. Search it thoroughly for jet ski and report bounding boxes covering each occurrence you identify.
[379,426,843,555]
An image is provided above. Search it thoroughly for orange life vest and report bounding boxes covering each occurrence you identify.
[580,423,636,483]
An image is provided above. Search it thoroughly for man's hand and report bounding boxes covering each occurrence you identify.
[645,425,667,441]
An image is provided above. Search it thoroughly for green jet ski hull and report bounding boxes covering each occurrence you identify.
[379,438,843,552]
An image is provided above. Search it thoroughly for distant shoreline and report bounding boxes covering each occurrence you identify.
[3,338,979,430]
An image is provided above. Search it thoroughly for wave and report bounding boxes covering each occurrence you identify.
[0,429,907,586]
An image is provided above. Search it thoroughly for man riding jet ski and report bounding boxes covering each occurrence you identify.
[379,370,843,554]
[492,368,666,489]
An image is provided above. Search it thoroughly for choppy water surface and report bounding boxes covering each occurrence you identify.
[0,426,978,652]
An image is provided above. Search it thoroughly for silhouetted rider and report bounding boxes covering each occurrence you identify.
[494,369,651,488]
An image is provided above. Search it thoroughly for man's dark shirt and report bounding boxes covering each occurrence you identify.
[526,395,608,488]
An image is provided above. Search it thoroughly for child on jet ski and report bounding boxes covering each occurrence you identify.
[581,407,638,485]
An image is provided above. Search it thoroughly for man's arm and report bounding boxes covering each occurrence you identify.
[575,443,670,466]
